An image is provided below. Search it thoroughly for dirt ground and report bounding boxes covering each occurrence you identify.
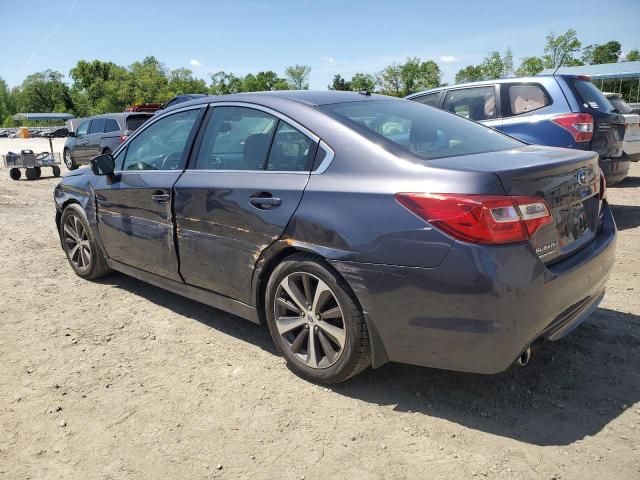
[0,137,639,480]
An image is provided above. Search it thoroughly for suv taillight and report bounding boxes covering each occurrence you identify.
[395,193,552,245]
[551,113,594,143]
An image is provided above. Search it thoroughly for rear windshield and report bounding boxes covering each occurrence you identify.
[126,115,151,131]
[608,97,633,114]
[570,79,613,112]
[320,100,523,160]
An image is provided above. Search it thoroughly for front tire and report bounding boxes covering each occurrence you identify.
[64,148,78,170]
[265,254,370,384]
[60,204,112,279]
[9,168,21,180]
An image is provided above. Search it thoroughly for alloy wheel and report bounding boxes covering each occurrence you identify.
[274,272,346,369]
[64,150,73,168]
[63,214,91,271]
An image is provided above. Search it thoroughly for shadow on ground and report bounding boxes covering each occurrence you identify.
[611,175,640,188]
[95,273,640,447]
[610,204,640,231]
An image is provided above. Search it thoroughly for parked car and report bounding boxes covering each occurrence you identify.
[406,75,629,185]
[154,94,207,115]
[604,92,640,162]
[63,112,152,170]
[54,91,616,384]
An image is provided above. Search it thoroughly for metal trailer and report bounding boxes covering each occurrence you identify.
[2,135,62,180]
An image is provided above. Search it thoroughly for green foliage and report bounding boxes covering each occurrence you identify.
[285,64,312,90]
[515,56,544,76]
[2,114,14,128]
[378,57,441,97]
[328,74,351,91]
[350,73,376,92]
[243,71,289,91]
[481,49,513,79]
[0,77,16,123]
[15,70,75,113]
[209,71,243,95]
[582,41,621,65]
[168,68,208,95]
[625,49,640,62]
[454,65,484,84]
[543,29,582,68]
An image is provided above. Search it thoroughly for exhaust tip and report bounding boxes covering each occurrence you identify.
[517,345,532,367]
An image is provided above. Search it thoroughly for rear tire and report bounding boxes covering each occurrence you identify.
[265,253,370,384]
[34,166,41,178]
[60,204,112,279]
[9,168,21,180]
[25,168,37,180]
[64,148,78,170]
[52,165,61,177]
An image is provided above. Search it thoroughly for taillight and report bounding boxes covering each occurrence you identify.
[551,113,593,143]
[119,135,128,143]
[395,193,552,245]
[599,172,607,200]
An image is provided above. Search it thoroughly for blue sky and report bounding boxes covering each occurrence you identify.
[1,0,639,89]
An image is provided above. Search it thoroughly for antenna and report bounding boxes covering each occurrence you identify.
[553,52,568,76]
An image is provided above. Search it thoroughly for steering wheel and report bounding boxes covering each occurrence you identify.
[160,152,183,170]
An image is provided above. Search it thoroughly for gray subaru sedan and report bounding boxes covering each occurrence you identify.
[54,91,616,384]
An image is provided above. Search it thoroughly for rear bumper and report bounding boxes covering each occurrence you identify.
[600,157,630,185]
[332,203,617,374]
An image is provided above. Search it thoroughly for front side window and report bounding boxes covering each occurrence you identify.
[442,86,497,121]
[266,121,315,171]
[89,118,105,134]
[321,100,523,160]
[76,120,89,137]
[413,92,441,107]
[194,107,277,170]
[121,109,201,171]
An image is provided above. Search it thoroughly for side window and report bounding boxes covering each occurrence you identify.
[194,107,277,170]
[104,118,120,133]
[266,121,315,171]
[89,118,105,134]
[76,120,90,138]
[121,109,201,171]
[442,86,497,121]
[413,92,441,107]
[507,84,550,115]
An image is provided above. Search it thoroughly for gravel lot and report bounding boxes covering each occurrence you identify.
[1,137,639,479]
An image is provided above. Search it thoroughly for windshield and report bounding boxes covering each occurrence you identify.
[320,100,523,160]
[570,79,613,112]
[608,97,633,114]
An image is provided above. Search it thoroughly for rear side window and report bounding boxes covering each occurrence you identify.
[89,118,105,134]
[413,92,441,107]
[104,118,120,133]
[126,115,150,131]
[266,121,315,171]
[506,84,550,115]
[442,86,497,121]
[321,100,523,160]
[570,79,612,111]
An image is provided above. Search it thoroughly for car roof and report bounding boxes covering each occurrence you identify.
[162,90,394,113]
[90,112,153,120]
[405,75,588,99]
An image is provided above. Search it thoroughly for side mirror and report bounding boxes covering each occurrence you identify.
[68,131,76,138]
[91,154,116,176]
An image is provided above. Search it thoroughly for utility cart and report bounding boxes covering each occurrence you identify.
[2,134,62,180]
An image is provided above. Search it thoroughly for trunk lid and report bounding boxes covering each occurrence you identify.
[566,77,625,158]
[429,145,601,263]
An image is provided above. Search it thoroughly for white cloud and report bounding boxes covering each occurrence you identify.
[322,56,337,65]
[190,59,203,67]
[439,55,460,63]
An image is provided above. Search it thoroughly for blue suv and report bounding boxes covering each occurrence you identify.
[406,75,628,184]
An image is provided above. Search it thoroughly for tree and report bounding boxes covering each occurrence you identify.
[377,57,441,97]
[285,64,311,89]
[69,59,131,114]
[582,41,621,65]
[168,68,208,94]
[242,71,288,92]
[543,29,582,68]
[454,65,484,84]
[126,56,172,103]
[15,70,75,113]
[515,56,544,76]
[481,48,513,79]
[625,49,640,62]
[0,77,16,123]
[209,71,243,95]
[328,74,351,91]
[350,73,376,92]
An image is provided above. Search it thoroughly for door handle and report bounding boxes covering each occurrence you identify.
[249,195,281,209]
[151,192,171,203]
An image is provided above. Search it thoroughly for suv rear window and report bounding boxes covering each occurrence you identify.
[126,115,150,131]
[570,79,612,112]
[321,100,523,160]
